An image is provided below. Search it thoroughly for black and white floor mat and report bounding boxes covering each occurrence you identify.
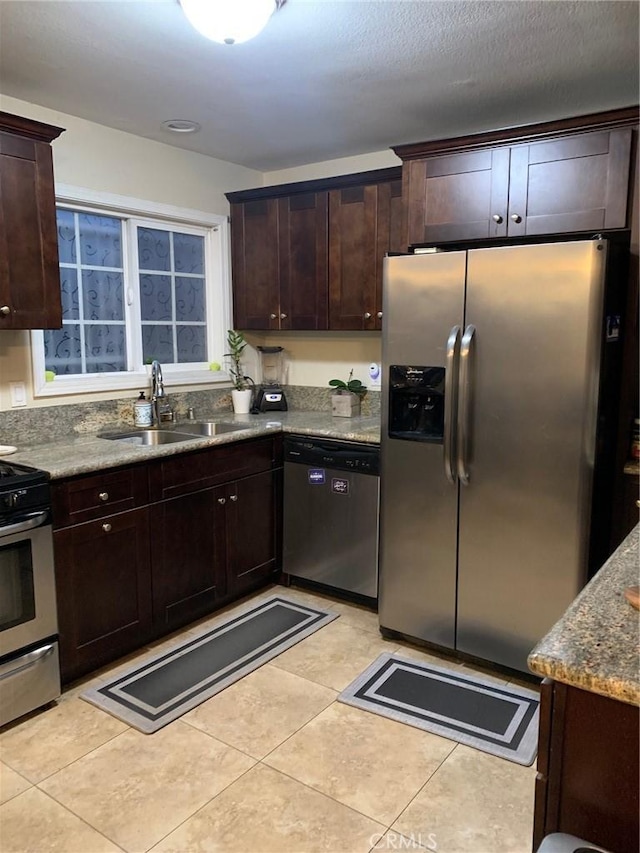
[82,595,338,734]
[338,652,539,765]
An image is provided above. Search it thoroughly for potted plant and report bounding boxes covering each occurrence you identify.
[225,329,254,414]
[329,369,366,417]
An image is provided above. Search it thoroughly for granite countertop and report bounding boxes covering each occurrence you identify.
[528,525,640,706]
[2,411,381,480]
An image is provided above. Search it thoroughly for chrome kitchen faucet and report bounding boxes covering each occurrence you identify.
[150,360,174,426]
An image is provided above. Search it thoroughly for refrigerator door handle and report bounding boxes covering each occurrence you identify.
[457,324,476,486]
[444,325,461,483]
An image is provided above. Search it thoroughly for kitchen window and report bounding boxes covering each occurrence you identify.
[31,187,231,397]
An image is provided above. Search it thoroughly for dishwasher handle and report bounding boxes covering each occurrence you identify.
[283,438,380,475]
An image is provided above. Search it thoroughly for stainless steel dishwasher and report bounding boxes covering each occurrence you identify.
[283,436,380,603]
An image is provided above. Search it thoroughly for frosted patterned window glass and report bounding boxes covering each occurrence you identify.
[43,325,82,375]
[137,228,207,365]
[79,214,122,267]
[46,209,126,376]
[48,204,216,381]
[138,228,171,271]
[140,274,172,321]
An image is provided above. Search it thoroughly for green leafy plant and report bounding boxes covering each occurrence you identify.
[225,329,252,390]
[329,369,366,397]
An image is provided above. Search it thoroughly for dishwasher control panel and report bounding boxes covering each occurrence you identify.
[283,437,380,476]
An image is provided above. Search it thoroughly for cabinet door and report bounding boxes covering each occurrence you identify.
[150,489,226,632]
[0,131,62,329]
[278,192,328,330]
[405,147,510,245]
[329,184,380,330]
[507,128,632,237]
[225,470,279,596]
[54,508,152,683]
[375,179,404,329]
[230,199,280,329]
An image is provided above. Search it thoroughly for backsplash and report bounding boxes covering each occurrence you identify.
[0,386,381,446]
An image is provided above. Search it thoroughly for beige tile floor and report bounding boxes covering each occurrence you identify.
[0,586,538,853]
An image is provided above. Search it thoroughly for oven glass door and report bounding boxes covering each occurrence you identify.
[0,516,57,658]
[0,538,36,630]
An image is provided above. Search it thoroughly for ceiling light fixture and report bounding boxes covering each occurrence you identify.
[162,119,201,133]
[179,0,285,45]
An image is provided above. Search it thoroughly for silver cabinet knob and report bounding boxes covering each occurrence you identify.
[218,497,226,505]
[511,214,522,223]
[492,214,503,224]
[364,312,372,319]
[377,311,383,319]
[102,523,112,533]
[229,494,238,502]
[269,313,277,320]
[0,306,10,316]
[280,313,287,320]
[98,492,109,502]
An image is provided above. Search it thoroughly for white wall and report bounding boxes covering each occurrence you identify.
[263,149,400,185]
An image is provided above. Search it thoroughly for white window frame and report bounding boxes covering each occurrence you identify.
[31,184,233,398]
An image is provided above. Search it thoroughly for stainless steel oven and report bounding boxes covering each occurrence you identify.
[0,461,60,727]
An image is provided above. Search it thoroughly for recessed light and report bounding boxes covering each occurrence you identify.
[162,119,201,134]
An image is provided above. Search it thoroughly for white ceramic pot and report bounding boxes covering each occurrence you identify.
[231,388,253,414]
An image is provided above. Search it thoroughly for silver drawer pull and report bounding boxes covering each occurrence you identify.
[364,312,371,319]
[0,305,10,316]
[511,213,522,223]
[229,494,238,502]
[102,523,112,532]
[218,497,226,505]
[98,491,109,502]
[280,313,287,320]
[377,311,383,319]
[270,313,277,319]
[492,214,503,224]
[0,643,55,681]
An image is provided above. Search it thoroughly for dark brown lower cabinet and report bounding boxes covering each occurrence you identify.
[533,678,639,853]
[54,508,153,683]
[52,439,283,682]
[224,469,280,596]
[150,488,227,634]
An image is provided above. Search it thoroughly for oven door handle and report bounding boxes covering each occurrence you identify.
[0,643,56,681]
[0,511,49,539]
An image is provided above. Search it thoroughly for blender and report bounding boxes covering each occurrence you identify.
[252,346,288,412]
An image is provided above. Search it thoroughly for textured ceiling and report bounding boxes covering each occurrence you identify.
[0,0,638,171]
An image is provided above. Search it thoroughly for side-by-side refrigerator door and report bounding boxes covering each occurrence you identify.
[379,252,467,649]
[456,240,607,671]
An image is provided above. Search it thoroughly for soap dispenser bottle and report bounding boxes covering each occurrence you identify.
[134,391,153,427]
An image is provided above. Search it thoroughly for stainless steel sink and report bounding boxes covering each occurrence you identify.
[99,429,202,446]
[176,421,251,436]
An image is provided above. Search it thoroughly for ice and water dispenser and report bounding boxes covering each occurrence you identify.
[388,365,445,443]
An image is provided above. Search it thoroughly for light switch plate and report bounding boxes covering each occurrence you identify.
[9,381,27,408]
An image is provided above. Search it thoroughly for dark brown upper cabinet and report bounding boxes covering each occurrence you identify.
[0,112,65,330]
[229,191,328,330]
[395,108,637,247]
[329,179,403,330]
[226,167,402,332]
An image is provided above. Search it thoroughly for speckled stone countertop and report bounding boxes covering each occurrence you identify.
[528,525,640,706]
[1,411,381,480]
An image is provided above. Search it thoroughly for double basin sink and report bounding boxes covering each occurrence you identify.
[100,421,250,447]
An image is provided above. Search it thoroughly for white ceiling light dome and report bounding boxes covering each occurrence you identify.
[179,0,283,45]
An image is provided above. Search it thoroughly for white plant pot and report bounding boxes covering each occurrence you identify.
[231,388,253,415]
[331,392,361,418]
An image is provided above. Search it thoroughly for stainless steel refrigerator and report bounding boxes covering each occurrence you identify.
[379,239,615,673]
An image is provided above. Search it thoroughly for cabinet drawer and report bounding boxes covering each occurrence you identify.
[149,437,277,501]
[52,465,149,527]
